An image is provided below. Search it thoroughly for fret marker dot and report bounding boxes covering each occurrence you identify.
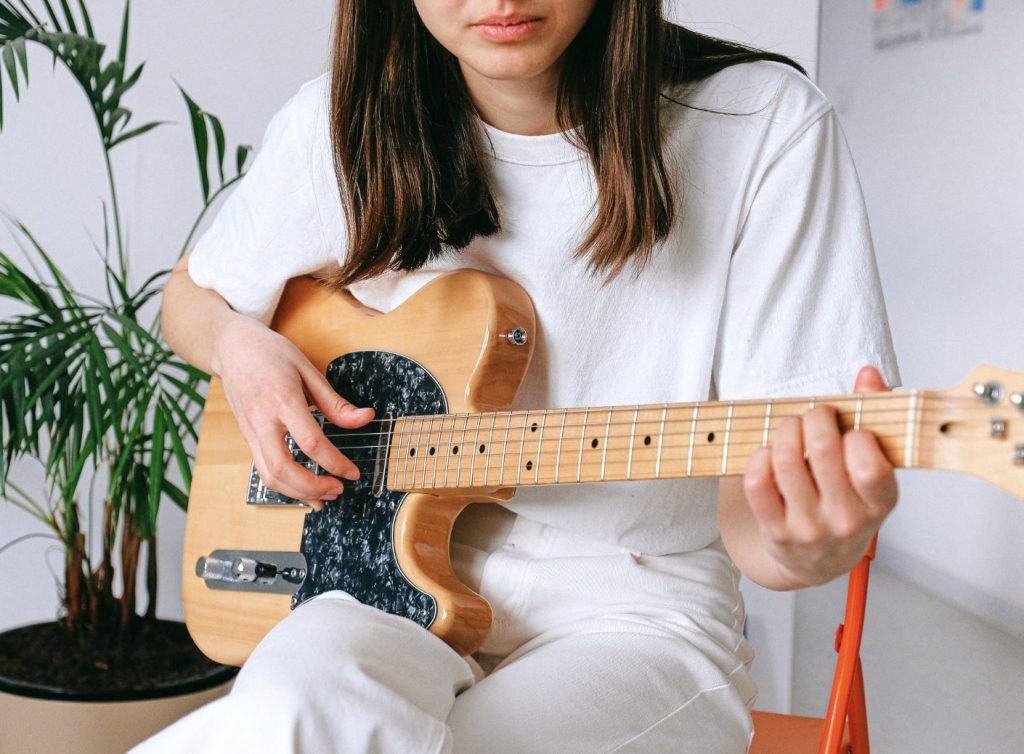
[409,448,416,457]
[429,447,436,456]
[644,436,652,446]
[452,446,459,455]
[707,432,716,443]
[479,444,486,453]
[531,423,538,432]
[591,438,599,449]
[526,460,533,471]
[939,423,951,435]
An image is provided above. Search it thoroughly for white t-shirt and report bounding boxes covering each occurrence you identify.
[189,61,899,555]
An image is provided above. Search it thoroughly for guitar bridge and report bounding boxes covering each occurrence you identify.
[246,411,327,505]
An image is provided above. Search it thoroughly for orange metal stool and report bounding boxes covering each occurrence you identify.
[748,535,877,754]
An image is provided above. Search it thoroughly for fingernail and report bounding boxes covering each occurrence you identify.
[343,468,360,481]
[322,485,344,500]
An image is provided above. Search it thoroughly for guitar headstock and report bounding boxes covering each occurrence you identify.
[927,365,1024,499]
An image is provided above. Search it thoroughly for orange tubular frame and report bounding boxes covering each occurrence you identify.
[818,534,877,754]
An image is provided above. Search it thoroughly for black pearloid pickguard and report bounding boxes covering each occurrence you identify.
[292,351,448,630]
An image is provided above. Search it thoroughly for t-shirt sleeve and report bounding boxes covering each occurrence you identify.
[713,107,900,400]
[187,77,341,323]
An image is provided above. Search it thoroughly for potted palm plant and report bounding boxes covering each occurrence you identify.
[0,1,251,749]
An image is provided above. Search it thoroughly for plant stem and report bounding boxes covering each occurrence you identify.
[103,150,129,292]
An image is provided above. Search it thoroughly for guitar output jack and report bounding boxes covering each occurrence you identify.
[504,327,529,346]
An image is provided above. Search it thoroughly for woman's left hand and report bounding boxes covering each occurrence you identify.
[719,366,898,590]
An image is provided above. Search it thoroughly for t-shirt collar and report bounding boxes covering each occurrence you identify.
[477,119,588,166]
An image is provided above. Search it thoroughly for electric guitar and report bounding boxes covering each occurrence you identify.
[182,270,1024,665]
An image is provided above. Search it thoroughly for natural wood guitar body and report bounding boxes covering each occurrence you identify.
[184,270,1024,667]
[183,271,536,665]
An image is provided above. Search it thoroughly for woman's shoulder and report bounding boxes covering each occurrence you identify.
[273,72,331,133]
[261,72,334,182]
[662,60,834,144]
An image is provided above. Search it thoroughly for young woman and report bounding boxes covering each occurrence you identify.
[141,1,899,751]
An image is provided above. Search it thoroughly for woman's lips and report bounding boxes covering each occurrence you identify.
[472,16,545,42]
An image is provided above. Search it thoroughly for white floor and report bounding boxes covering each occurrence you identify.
[788,566,1024,753]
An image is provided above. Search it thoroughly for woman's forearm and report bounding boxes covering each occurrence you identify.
[161,252,248,375]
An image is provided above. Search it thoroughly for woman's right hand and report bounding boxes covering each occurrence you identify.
[210,314,374,511]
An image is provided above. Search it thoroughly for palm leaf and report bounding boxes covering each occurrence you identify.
[145,400,166,521]
[73,0,92,38]
[116,0,128,67]
[161,395,193,486]
[107,117,164,149]
[55,0,77,34]
[160,477,188,511]
[178,83,210,202]
[236,143,251,173]
[0,250,59,313]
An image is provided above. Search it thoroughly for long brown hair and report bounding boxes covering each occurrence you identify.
[328,1,803,285]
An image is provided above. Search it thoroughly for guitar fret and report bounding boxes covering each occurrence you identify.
[762,400,773,447]
[453,415,464,487]
[408,415,422,489]
[686,404,699,477]
[554,410,567,483]
[468,414,481,486]
[420,415,433,487]
[423,414,435,488]
[463,415,473,485]
[534,411,547,484]
[383,414,397,490]
[626,405,639,480]
[905,390,919,468]
[655,404,668,479]
[854,394,864,431]
[499,411,513,486]
[443,416,457,488]
[516,413,530,485]
[722,402,735,475]
[399,418,414,489]
[456,414,470,487]
[577,408,590,483]
[481,411,493,489]
[599,409,613,481]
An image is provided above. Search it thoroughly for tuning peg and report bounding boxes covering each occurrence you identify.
[974,382,1004,404]
[1011,392,1023,412]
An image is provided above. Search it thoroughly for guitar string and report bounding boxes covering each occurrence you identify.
[310,403,992,442]
[292,424,1003,471]
[294,390,987,433]
[300,413,998,455]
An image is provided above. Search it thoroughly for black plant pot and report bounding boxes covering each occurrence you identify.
[0,619,237,753]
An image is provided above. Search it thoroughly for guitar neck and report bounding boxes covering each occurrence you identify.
[386,391,939,492]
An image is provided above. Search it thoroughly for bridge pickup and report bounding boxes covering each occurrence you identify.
[196,550,306,594]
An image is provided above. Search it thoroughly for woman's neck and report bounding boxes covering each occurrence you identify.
[460,62,562,136]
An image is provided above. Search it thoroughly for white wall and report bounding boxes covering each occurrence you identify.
[669,0,821,77]
[818,0,1024,635]
[0,0,821,714]
[0,0,335,629]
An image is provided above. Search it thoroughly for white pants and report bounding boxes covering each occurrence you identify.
[135,508,757,753]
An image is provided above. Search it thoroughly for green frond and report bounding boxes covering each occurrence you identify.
[146,401,165,521]
[178,83,210,202]
[236,143,252,174]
